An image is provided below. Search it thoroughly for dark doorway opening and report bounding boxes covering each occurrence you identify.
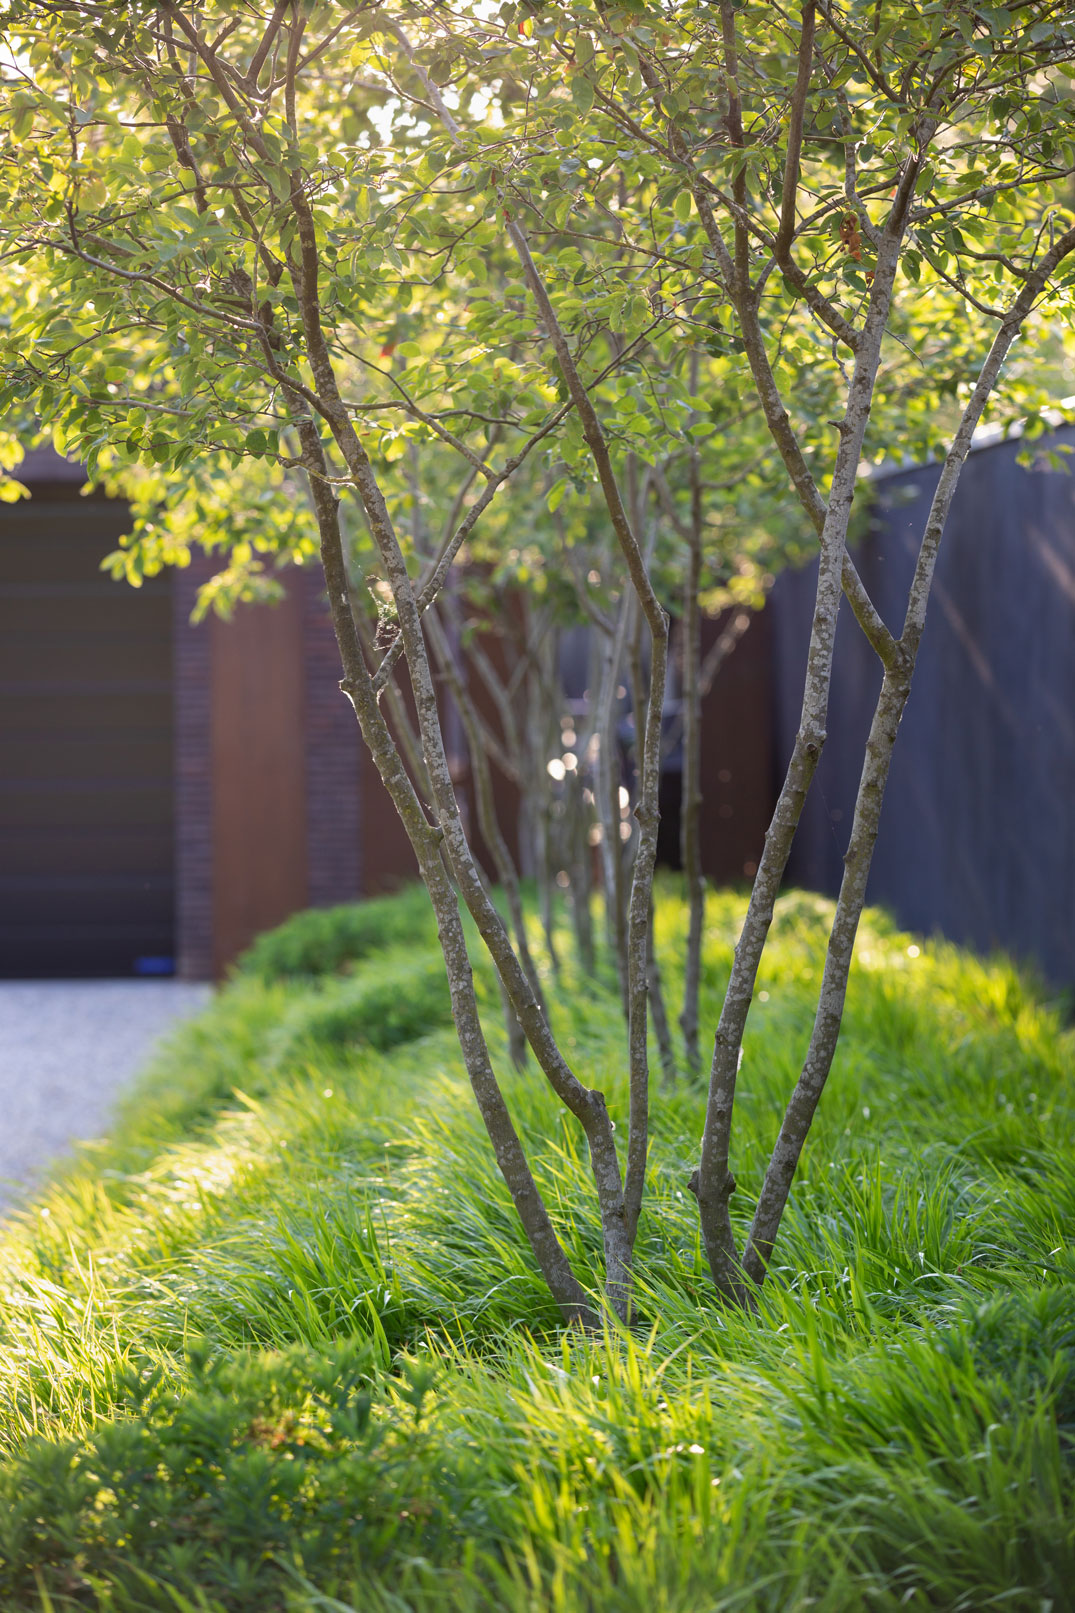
[0,483,174,977]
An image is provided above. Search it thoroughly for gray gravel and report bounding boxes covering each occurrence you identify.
[0,980,211,1214]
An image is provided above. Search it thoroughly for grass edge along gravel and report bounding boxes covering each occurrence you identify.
[0,884,1071,1612]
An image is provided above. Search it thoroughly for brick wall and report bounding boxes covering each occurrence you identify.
[302,568,362,907]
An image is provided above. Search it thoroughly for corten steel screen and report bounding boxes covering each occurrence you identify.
[0,492,174,977]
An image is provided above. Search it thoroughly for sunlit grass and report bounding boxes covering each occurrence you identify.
[0,885,1071,1610]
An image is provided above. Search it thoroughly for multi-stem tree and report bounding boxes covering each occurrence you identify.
[1,1,1073,1323]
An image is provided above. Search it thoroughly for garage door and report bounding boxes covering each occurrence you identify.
[0,488,174,976]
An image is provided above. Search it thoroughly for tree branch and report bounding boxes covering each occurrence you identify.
[775,2,816,262]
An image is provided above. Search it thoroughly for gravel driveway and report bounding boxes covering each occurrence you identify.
[0,980,211,1215]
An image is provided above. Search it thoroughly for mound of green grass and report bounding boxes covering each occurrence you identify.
[235,882,436,983]
[264,950,454,1061]
[0,887,1071,1612]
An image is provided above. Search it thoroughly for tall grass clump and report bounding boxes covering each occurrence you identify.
[0,886,1070,1612]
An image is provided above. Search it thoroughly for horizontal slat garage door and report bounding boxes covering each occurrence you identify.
[0,491,174,976]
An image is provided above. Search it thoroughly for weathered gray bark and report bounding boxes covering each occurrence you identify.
[742,665,911,1280]
[621,592,669,1244]
[339,429,635,1317]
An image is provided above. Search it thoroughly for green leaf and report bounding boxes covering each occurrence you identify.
[546,477,569,513]
[570,72,595,115]
[264,166,291,202]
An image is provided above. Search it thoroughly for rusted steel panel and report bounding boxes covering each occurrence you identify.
[210,583,307,974]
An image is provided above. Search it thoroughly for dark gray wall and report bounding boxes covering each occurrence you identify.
[770,425,1075,988]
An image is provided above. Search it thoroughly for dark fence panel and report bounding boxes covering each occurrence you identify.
[770,425,1075,988]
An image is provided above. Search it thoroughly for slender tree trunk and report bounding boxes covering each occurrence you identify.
[566,768,597,975]
[625,591,676,1085]
[426,607,548,1068]
[565,628,604,977]
[621,591,669,1248]
[679,412,705,1075]
[594,599,631,1009]
[526,644,562,981]
[439,588,524,790]
[427,608,547,1009]
[647,899,676,1084]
